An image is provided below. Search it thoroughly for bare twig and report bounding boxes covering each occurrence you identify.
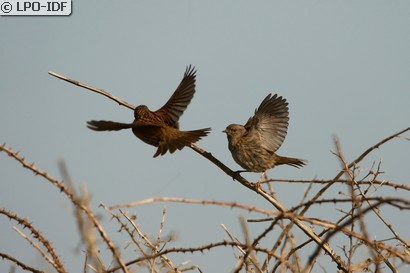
[272,128,410,271]
[109,240,280,272]
[304,127,410,216]
[334,137,406,272]
[119,209,182,272]
[110,196,275,215]
[0,144,129,273]
[48,71,135,110]
[264,178,410,192]
[13,227,58,271]
[305,198,410,269]
[222,220,263,273]
[99,204,151,268]
[0,208,66,273]
[59,161,105,272]
[0,252,43,273]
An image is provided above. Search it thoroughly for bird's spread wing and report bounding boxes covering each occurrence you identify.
[244,94,289,152]
[154,65,196,126]
[87,120,133,131]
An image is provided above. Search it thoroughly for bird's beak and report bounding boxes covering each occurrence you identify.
[222,130,226,133]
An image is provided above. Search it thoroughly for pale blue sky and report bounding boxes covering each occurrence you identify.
[1,1,409,272]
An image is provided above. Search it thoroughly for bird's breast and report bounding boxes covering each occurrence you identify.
[229,138,276,172]
[132,125,163,147]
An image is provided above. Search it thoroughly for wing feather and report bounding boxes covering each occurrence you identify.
[154,65,196,127]
[244,94,289,152]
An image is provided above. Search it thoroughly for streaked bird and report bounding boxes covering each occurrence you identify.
[223,93,305,180]
[87,65,211,157]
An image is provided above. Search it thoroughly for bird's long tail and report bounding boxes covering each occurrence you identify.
[276,156,307,168]
[153,127,211,157]
[87,120,133,131]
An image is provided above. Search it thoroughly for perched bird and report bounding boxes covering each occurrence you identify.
[223,93,305,179]
[87,65,211,157]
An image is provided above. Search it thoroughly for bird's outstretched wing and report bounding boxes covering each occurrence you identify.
[154,65,196,127]
[244,94,289,152]
[87,120,133,131]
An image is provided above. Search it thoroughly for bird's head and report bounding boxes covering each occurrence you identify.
[134,105,149,119]
[223,124,246,142]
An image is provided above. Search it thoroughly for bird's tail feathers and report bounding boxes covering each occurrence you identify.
[153,128,211,157]
[276,156,307,168]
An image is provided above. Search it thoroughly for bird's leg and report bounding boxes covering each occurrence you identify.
[255,172,267,191]
[264,173,276,195]
[256,172,276,195]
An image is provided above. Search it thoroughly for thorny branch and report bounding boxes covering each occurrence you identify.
[0,144,129,273]
[0,208,66,273]
[0,71,407,273]
[0,252,43,273]
[48,71,351,272]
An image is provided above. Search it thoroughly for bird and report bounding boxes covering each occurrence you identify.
[87,65,211,157]
[223,93,305,182]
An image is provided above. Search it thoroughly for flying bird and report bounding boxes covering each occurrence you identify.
[87,65,211,157]
[223,93,305,180]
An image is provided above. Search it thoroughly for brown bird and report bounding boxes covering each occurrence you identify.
[87,65,211,157]
[223,93,305,178]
